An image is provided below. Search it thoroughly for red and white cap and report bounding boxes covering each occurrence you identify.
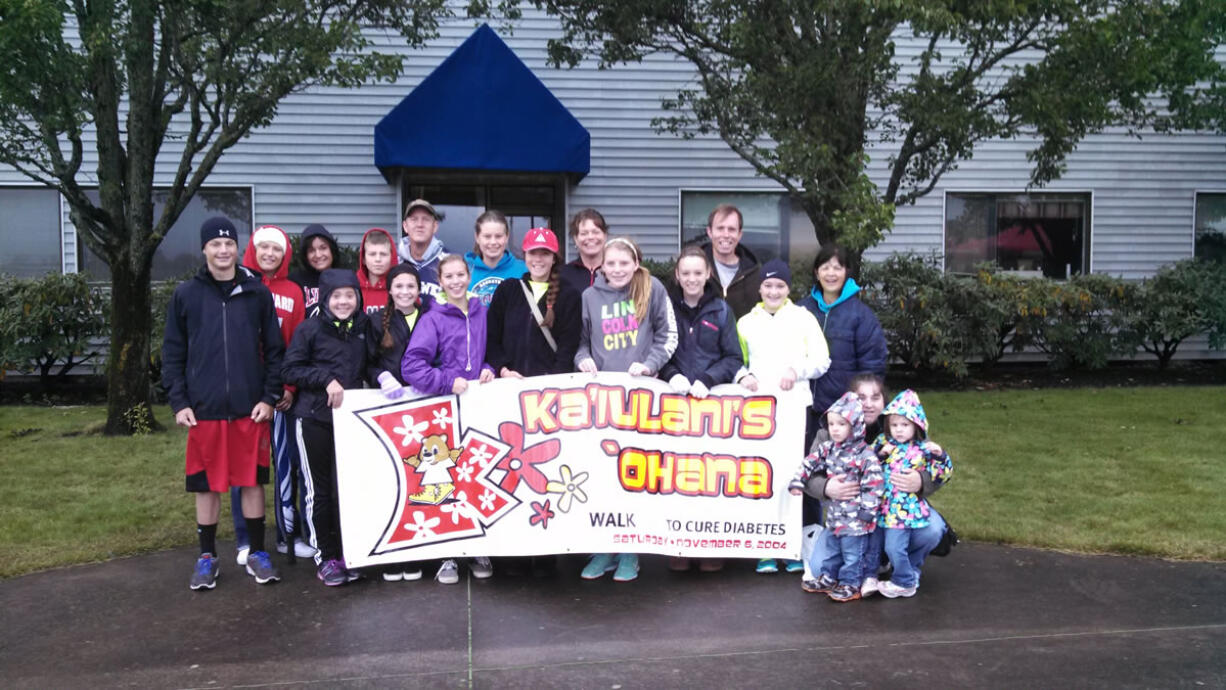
[522,227,559,254]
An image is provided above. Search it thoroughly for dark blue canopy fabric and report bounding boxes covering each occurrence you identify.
[375,24,590,179]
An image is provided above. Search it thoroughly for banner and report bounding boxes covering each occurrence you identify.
[334,373,807,568]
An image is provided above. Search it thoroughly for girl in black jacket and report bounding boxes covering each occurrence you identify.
[282,269,372,587]
[660,245,745,573]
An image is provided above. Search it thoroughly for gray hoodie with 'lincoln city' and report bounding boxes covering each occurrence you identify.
[575,273,679,374]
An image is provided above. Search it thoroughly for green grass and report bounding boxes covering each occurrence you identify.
[1,387,1224,578]
[925,386,1226,561]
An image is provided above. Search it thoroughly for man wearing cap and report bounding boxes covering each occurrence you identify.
[399,198,449,299]
[163,217,286,590]
[700,203,762,319]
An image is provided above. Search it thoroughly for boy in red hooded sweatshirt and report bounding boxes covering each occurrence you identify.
[358,228,398,315]
[229,225,315,564]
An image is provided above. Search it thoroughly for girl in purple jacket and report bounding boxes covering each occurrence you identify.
[400,253,496,584]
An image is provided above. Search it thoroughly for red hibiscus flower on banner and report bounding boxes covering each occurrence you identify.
[493,421,560,495]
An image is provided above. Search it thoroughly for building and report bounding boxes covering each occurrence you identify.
[2,13,1223,293]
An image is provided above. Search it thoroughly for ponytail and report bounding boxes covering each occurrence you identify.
[380,293,396,351]
[541,257,561,328]
[627,266,652,324]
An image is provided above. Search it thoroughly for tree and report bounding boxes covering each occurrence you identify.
[536,0,1226,258]
[0,0,509,434]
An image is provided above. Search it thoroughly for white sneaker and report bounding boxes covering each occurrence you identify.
[469,557,494,579]
[878,580,917,598]
[861,576,879,598]
[276,540,318,558]
[382,568,423,582]
[436,559,460,584]
[382,571,404,582]
[235,546,249,567]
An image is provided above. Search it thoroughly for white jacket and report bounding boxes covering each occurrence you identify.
[736,299,831,405]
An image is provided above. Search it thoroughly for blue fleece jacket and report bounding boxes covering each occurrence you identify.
[465,250,527,307]
[800,278,889,414]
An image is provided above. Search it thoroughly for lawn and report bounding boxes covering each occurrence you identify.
[1,386,1223,578]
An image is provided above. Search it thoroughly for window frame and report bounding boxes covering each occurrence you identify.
[0,183,65,277]
[1192,189,1226,260]
[74,184,256,280]
[941,189,1095,278]
[677,187,797,263]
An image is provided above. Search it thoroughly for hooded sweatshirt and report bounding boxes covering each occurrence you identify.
[736,299,832,404]
[465,250,527,307]
[575,273,678,375]
[358,228,398,316]
[367,264,432,386]
[289,223,342,320]
[401,296,495,395]
[789,392,884,537]
[281,269,372,425]
[871,389,954,529]
[242,225,305,350]
[700,241,762,319]
[399,235,447,299]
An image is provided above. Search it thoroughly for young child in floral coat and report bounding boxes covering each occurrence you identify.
[789,391,884,602]
[869,388,953,599]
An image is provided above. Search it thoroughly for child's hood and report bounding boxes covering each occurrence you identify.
[241,225,292,283]
[358,227,399,289]
[318,268,363,321]
[827,391,866,443]
[883,388,928,438]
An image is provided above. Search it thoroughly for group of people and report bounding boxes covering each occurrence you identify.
[163,199,953,600]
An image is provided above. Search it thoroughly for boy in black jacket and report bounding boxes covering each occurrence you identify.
[163,217,285,591]
[282,269,374,586]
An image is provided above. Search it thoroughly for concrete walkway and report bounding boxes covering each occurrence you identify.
[1,543,1223,688]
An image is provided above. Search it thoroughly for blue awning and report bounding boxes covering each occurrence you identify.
[375,24,590,180]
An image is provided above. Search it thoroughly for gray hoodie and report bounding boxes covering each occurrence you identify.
[398,235,447,297]
[576,274,678,374]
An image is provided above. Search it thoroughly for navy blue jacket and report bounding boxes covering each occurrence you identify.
[282,269,373,424]
[162,265,285,420]
[660,283,743,387]
[800,282,888,414]
[485,275,581,376]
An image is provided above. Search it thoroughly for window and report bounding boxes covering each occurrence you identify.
[403,177,563,259]
[1195,192,1226,262]
[945,192,1090,278]
[681,191,803,263]
[79,187,253,281]
[0,187,61,278]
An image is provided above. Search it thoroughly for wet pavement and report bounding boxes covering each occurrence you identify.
[1,542,1223,688]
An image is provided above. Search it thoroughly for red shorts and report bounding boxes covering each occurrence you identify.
[184,418,271,492]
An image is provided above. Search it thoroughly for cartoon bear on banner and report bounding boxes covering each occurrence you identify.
[358,396,519,555]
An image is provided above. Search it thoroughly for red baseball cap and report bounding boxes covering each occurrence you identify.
[522,227,559,254]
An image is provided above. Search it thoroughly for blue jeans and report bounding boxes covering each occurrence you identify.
[884,529,919,588]
[872,508,946,587]
[812,530,867,586]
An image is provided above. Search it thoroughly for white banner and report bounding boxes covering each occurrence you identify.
[333,373,807,568]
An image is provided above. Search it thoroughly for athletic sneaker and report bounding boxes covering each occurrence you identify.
[317,559,348,587]
[436,559,460,584]
[245,550,281,584]
[580,553,617,580]
[783,559,804,573]
[878,580,917,598]
[190,554,220,590]
[276,540,318,558]
[861,576,880,598]
[612,553,639,582]
[755,558,779,574]
[469,557,494,579]
[828,583,861,602]
[235,546,249,567]
[382,569,421,582]
[803,573,836,593]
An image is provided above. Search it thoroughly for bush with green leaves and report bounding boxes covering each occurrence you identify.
[1129,259,1226,368]
[1017,273,1140,370]
[860,253,971,377]
[0,272,110,382]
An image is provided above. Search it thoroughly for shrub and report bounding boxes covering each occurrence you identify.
[0,272,110,383]
[860,253,971,377]
[1130,260,1213,368]
[1019,273,1140,370]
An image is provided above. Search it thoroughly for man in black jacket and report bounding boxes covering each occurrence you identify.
[700,204,762,319]
[163,217,286,590]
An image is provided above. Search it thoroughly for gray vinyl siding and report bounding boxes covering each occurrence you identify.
[2,11,1223,360]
